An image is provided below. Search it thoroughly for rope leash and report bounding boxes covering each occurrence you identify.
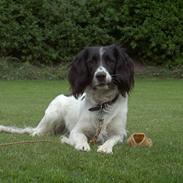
[88,95,119,144]
[0,140,60,147]
[89,119,104,144]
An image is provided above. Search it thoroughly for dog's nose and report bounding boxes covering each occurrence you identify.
[96,72,106,82]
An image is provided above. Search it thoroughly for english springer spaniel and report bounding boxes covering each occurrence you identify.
[0,44,134,154]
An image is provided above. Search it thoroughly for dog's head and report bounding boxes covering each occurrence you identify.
[69,44,134,98]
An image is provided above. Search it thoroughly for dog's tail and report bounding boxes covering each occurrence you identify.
[0,125,34,135]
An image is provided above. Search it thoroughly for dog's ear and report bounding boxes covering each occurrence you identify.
[113,44,134,96]
[68,48,91,98]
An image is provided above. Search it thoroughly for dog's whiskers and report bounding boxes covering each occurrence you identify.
[111,74,121,77]
[112,79,120,85]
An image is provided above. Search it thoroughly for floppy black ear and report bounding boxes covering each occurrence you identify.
[68,48,91,98]
[113,45,134,96]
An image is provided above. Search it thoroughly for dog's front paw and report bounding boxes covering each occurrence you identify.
[75,143,91,152]
[97,144,113,154]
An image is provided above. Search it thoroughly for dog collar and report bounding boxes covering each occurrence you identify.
[88,94,119,112]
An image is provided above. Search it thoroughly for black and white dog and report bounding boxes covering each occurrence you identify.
[0,44,134,154]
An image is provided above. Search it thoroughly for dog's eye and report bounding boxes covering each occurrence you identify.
[87,60,94,67]
[87,58,98,68]
[105,58,115,67]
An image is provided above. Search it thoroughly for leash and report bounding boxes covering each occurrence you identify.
[89,111,104,144]
[89,94,119,144]
[89,101,105,144]
[88,94,119,144]
[0,140,60,147]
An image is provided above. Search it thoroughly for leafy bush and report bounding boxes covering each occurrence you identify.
[0,0,182,65]
[117,0,183,65]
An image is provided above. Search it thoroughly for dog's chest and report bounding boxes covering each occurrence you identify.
[85,110,111,142]
[81,90,119,141]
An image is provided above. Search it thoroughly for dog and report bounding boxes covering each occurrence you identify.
[0,44,134,154]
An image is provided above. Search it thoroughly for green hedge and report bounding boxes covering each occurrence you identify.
[0,0,182,65]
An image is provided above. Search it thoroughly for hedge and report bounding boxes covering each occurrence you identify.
[0,0,182,65]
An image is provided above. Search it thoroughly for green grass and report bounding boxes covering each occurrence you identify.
[0,80,183,183]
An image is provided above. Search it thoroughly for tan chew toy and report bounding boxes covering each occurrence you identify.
[127,133,152,147]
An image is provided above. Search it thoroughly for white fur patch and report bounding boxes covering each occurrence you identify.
[99,47,105,65]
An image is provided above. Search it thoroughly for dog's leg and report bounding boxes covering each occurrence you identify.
[97,114,127,154]
[31,116,51,136]
[60,136,73,146]
[97,135,123,154]
[32,95,68,136]
[72,131,91,151]
[32,111,62,136]
[62,129,90,151]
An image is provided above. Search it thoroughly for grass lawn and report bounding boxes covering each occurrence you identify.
[0,79,182,183]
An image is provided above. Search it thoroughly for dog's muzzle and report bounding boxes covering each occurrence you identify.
[95,71,106,83]
[93,67,112,88]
